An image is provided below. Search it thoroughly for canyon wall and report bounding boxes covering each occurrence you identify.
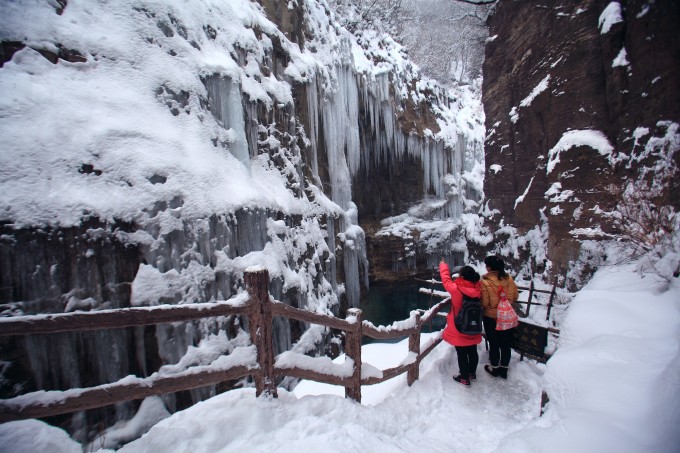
[480,0,680,285]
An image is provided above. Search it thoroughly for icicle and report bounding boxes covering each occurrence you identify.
[306,75,320,181]
[204,75,250,172]
[317,66,368,307]
[244,102,259,159]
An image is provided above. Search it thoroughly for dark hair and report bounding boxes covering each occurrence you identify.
[484,255,508,279]
[459,265,480,283]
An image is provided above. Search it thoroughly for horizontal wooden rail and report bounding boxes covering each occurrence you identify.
[516,285,553,295]
[274,347,442,388]
[0,299,248,337]
[420,300,449,325]
[270,301,353,331]
[274,366,350,387]
[514,300,552,308]
[0,364,255,424]
[420,335,443,358]
[363,300,449,340]
[362,337,443,385]
[362,363,411,385]
[419,282,557,309]
[362,324,414,340]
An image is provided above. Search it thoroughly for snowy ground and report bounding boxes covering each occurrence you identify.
[1,264,679,453]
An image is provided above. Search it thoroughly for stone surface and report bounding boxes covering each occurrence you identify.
[481,0,680,279]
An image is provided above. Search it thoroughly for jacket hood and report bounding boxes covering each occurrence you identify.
[455,277,481,298]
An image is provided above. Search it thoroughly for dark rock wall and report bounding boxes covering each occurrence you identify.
[482,0,680,278]
[259,0,307,46]
[0,220,139,314]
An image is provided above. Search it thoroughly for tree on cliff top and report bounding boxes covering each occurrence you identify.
[328,0,492,86]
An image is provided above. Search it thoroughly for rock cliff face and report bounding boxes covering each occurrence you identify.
[481,0,680,283]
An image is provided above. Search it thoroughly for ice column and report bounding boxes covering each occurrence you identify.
[306,75,321,184]
[319,65,365,307]
[322,66,360,209]
[204,75,250,171]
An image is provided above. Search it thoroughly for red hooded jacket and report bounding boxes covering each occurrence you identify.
[439,262,482,347]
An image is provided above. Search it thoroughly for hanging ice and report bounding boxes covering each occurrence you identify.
[204,74,251,171]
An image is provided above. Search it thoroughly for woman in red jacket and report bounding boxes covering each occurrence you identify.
[439,259,482,387]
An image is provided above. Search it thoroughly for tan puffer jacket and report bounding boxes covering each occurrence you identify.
[480,271,519,318]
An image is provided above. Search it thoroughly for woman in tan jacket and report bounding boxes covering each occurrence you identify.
[480,255,518,379]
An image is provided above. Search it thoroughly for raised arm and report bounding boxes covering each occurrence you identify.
[438,260,457,295]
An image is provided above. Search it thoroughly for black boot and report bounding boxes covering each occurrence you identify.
[484,365,500,377]
[498,366,508,379]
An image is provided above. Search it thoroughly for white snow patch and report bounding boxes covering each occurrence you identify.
[547,130,614,173]
[0,420,82,453]
[636,4,651,18]
[85,397,170,451]
[550,56,564,68]
[569,227,615,238]
[612,47,630,67]
[515,176,535,209]
[599,2,624,34]
[520,75,550,108]
[509,106,519,123]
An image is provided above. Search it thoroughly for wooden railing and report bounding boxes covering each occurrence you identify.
[417,274,562,363]
[515,277,560,320]
[0,267,447,423]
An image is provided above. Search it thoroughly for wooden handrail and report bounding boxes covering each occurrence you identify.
[0,299,248,337]
[270,300,354,331]
[0,364,255,424]
[362,323,415,339]
[419,282,560,311]
[363,363,411,385]
[517,285,554,295]
[420,300,449,325]
[274,365,351,387]
[0,269,448,423]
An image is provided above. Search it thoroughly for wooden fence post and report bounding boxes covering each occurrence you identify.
[344,308,363,403]
[546,277,558,321]
[245,267,278,398]
[525,280,535,317]
[407,312,421,386]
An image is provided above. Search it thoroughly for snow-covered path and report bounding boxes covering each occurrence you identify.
[113,338,544,453]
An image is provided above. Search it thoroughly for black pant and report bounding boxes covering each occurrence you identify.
[483,316,514,367]
[454,345,479,380]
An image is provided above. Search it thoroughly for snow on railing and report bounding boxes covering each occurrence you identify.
[0,268,448,423]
